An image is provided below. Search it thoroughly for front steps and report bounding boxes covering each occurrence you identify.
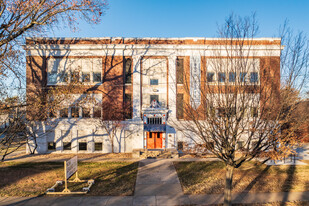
[132,149,179,159]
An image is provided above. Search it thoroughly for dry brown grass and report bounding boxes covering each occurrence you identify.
[0,161,138,197]
[174,161,309,195]
[4,152,133,162]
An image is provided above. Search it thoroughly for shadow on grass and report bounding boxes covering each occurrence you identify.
[240,165,271,193]
[0,161,139,197]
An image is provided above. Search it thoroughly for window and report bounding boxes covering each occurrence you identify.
[59,72,69,83]
[147,117,162,124]
[95,143,103,151]
[93,72,101,82]
[207,72,215,82]
[177,141,184,151]
[71,106,79,118]
[150,79,159,85]
[239,72,247,82]
[48,72,57,84]
[63,142,71,150]
[150,95,159,104]
[79,142,87,151]
[177,94,184,119]
[208,107,216,118]
[71,71,80,83]
[93,106,101,118]
[218,72,226,82]
[124,58,132,84]
[49,110,57,118]
[82,107,91,118]
[227,107,236,116]
[176,58,184,84]
[240,107,247,117]
[250,72,258,83]
[229,72,236,82]
[251,107,258,117]
[217,107,226,117]
[60,108,68,118]
[48,142,56,150]
[124,93,132,119]
[206,142,214,150]
[237,141,244,149]
[82,72,90,82]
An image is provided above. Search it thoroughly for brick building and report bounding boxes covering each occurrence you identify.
[24,37,282,153]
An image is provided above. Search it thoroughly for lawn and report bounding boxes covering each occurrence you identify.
[0,161,139,197]
[174,161,309,195]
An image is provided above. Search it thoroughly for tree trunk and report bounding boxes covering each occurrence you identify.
[111,134,114,153]
[224,165,234,206]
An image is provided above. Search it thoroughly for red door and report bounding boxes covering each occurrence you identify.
[147,132,163,149]
[156,132,162,148]
[147,132,155,149]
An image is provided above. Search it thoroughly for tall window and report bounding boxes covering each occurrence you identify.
[251,107,258,117]
[124,58,132,84]
[60,108,68,118]
[71,71,80,83]
[93,72,101,82]
[150,95,159,104]
[71,106,79,118]
[229,72,236,82]
[48,71,57,84]
[239,72,247,82]
[82,72,90,82]
[176,58,184,84]
[218,72,226,82]
[250,72,258,83]
[93,106,102,118]
[82,107,91,118]
[124,93,132,119]
[177,94,184,119]
[207,72,215,82]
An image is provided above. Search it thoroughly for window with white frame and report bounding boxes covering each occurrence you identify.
[206,58,260,85]
[47,58,102,85]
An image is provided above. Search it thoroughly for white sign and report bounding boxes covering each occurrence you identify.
[190,55,201,109]
[66,156,77,179]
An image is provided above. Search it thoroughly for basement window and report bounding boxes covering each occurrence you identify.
[63,142,71,150]
[48,142,56,151]
[95,143,103,151]
[79,142,87,151]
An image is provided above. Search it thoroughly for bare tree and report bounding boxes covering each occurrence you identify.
[0,0,108,85]
[174,14,309,206]
[0,0,108,159]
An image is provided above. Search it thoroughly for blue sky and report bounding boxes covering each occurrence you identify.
[49,0,309,38]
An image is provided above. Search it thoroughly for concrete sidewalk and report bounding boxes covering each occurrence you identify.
[1,191,309,206]
[134,159,183,196]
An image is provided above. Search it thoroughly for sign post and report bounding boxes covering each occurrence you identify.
[46,156,94,194]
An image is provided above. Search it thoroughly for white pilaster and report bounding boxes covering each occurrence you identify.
[55,129,63,152]
[168,56,177,119]
[88,129,95,152]
[71,129,78,153]
[132,55,142,120]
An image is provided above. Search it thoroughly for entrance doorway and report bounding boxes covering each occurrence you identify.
[147,132,163,149]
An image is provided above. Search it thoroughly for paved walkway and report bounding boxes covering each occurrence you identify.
[1,159,309,205]
[1,191,309,205]
[135,159,183,196]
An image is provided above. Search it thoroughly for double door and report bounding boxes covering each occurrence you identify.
[147,132,163,149]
